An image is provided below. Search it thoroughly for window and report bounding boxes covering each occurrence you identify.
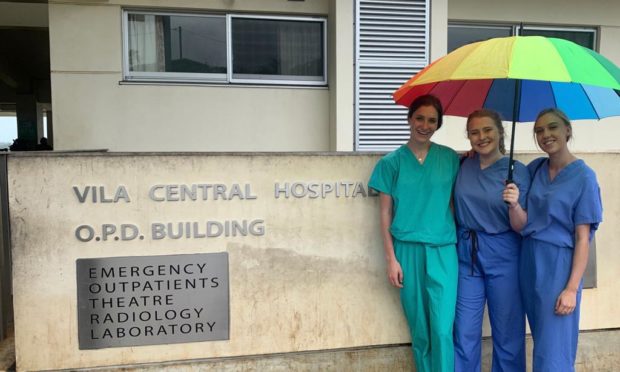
[520,26,595,49]
[231,16,325,83]
[448,22,597,52]
[123,11,327,85]
[448,24,512,52]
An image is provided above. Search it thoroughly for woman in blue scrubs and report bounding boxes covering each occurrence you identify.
[517,108,602,371]
[453,109,530,372]
[369,94,459,372]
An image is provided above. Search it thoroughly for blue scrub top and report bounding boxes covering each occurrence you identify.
[369,143,459,246]
[521,157,603,248]
[454,155,530,234]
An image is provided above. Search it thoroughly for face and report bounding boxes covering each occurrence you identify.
[408,105,439,144]
[467,116,501,157]
[534,113,571,155]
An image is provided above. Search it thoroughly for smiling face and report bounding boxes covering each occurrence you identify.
[534,112,571,155]
[467,116,502,157]
[408,105,439,145]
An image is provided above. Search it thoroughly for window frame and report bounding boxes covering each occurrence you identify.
[518,24,598,50]
[447,21,598,52]
[122,9,327,86]
[447,23,514,53]
[227,14,328,86]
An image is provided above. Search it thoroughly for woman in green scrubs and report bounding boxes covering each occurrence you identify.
[369,94,459,372]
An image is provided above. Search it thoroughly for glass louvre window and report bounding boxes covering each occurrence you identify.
[126,13,226,80]
[123,11,326,85]
[230,17,325,83]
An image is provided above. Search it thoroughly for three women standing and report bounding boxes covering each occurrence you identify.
[370,98,602,372]
[369,94,459,372]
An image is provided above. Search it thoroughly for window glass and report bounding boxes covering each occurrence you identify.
[520,28,595,49]
[124,12,326,85]
[127,13,226,75]
[448,23,596,52]
[448,24,512,52]
[231,18,324,81]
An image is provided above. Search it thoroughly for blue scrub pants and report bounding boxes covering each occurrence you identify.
[394,240,458,372]
[454,229,525,372]
[520,237,581,372]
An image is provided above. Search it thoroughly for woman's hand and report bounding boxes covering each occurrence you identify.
[387,257,403,288]
[555,288,577,315]
[459,149,476,161]
[503,182,520,209]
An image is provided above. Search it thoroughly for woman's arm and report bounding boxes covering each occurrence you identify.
[503,183,527,232]
[555,224,590,315]
[379,193,403,288]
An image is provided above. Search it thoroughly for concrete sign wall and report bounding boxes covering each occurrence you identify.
[9,153,404,370]
[8,153,620,370]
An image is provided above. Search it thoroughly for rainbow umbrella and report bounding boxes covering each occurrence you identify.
[393,36,620,180]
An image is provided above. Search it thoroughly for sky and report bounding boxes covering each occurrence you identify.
[0,117,18,146]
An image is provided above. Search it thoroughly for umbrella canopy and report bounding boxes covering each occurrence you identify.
[393,36,620,122]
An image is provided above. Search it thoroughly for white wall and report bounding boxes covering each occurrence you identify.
[328,0,354,151]
[49,1,333,151]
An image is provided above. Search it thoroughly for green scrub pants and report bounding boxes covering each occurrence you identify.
[394,240,458,372]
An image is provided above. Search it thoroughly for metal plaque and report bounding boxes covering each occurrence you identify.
[76,252,229,349]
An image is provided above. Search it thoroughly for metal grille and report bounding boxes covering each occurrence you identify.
[355,0,429,151]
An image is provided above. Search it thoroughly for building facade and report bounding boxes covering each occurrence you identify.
[2,0,620,153]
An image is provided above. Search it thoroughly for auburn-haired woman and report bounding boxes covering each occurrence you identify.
[369,94,459,372]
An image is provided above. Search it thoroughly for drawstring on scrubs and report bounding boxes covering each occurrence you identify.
[461,230,479,276]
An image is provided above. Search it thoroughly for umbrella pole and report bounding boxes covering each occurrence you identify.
[507,79,522,184]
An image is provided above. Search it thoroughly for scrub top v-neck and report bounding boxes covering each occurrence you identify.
[454,154,530,234]
[369,143,459,246]
[521,157,602,247]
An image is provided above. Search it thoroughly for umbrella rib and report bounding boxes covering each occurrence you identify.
[441,80,468,114]
[480,79,494,111]
[550,81,559,116]
[580,84,603,120]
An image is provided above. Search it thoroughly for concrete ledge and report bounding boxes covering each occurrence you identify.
[61,329,619,372]
[72,344,415,372]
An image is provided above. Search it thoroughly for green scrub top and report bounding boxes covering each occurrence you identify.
[369,143,459,246]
